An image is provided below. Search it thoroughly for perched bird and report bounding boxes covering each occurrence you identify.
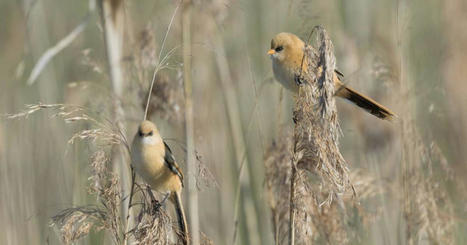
[131,120,188,245]
[268,32,396,120]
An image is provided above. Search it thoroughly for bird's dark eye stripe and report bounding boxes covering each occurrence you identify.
[275,46,284,52]
[138,131,144,137]
[148,131,153,136]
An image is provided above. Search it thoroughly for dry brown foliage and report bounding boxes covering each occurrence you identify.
[265,136,384,244]
[51,207,106,244]
[402,123,455,245]
[264,26,386,245]
[292,26,351,201]
[7,104,188,244]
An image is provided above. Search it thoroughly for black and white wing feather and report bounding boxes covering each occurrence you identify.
[163,141,184,186]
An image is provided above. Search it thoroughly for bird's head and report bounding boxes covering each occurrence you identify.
[268,32,305,64]
[135,120,161,146]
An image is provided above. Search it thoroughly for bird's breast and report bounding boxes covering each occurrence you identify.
[131,143,175,192]
[272,60,299,93]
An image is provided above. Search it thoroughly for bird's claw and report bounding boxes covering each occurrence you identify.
[294,75,305,86]
[151,199,162,215]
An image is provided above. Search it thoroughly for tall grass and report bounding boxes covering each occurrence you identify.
[1,0,465,244]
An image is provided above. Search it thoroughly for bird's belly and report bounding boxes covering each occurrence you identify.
[131,153,173,192]
[272,62,299,93]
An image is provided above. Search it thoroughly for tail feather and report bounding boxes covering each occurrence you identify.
[336,85,396,120]
[172,191,189,245]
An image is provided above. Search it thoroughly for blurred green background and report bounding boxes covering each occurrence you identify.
[1,0,466,244]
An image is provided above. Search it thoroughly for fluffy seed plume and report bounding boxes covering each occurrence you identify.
[293,26,351,202]
[265,26,355,245]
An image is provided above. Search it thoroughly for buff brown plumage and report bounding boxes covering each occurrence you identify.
[131,120,189,244]
[268,32,396,120]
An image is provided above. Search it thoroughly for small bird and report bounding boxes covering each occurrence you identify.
[131,120,188,245]
[268,32,396,120]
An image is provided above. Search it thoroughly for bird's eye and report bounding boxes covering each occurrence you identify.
[138,131,144,137]
[148,131,153,136]
[275,46,284,52]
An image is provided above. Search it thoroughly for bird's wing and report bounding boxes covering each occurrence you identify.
[163,141,184,185]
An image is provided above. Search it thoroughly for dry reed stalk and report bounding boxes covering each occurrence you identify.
[7,104,128,243]
[293,26,350,197]
[129,183,173,245]
[8,104,188,244]
[51,206,106,244]
[266,140,368,245]
[142,1,183,122]
[142,69,184,122]
[21,0,60,101]
[398,99,455,244]
[182,1,199,244]
[100,0,125,97]
[264,138,314,245]
[126,2,215,243]
[98,1,135,243]
[395,2,455,243]
[265,26,356,245]
[26,1,94,86]
[290,27,351,243]
[53,147,173,245]
[401,125,455,245]
[127,6,184,240]
[8,2,217,244]
[209,24,262,245]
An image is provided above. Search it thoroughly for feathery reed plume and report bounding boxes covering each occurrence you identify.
[126,3,215,243]
[88,150,124,243]
[6,103,126,147]
[51,206,106,244]
[129,184,172,245]
[141,70,184,122]
[293,25,351,205]
[97,1,136,243]
[8,104,128,243]
[290,25,349,244]
[265,136,380,244]
[134,2,183,122]
[8,104,195,244]
[53,149,121,243]
[265,26,355,245]
[264,138,314,245]
[131,210,172,245]
[401,123,455,244]
[395,3,455,243]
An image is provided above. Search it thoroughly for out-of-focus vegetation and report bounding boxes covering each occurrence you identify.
[1,0,466,244]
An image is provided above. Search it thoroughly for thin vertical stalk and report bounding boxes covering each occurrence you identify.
[396,0,410,244]
[212,30,261,245]
[100,0,124,97]
[182,2,199,245]
[288,161,296,245]
[98,0,131,243]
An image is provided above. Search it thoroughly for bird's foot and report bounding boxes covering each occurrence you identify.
[151,199,162,215]
[294,74,305,86]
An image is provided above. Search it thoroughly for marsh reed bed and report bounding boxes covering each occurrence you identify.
[1,0,466,244]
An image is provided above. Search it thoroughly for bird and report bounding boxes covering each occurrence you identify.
[131,120,188,245]
[268,32,396,120]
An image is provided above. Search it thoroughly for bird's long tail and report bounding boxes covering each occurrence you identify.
[335,83,396,120]
[172,191,189,245]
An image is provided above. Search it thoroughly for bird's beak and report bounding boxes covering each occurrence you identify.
[267,49,275,55]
